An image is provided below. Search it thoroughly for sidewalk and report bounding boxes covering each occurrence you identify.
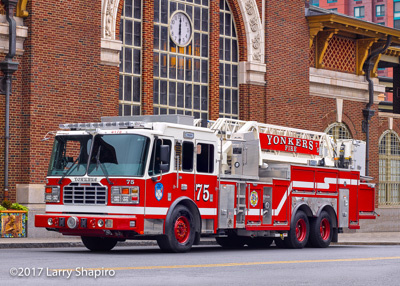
[1,232,400,249]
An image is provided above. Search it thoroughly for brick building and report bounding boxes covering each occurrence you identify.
[0,0,399,235]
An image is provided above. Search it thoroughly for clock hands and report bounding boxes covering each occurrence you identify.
[178,17,182,45]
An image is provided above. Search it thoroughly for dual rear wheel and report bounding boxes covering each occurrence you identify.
[275,210,333,249]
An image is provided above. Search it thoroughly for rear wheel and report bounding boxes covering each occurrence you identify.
[309,211,333,248]
[81,236,118,252]
[285,210,309,249]
[157,205,196,253]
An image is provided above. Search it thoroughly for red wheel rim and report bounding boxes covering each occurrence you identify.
[174,216,190,244]
[319,218,331,240]
[295,219,307,242]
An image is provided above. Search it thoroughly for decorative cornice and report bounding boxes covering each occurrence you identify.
[307,14,400,44]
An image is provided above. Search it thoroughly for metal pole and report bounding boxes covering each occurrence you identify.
[4,74,11,200]
[0,0,19,201]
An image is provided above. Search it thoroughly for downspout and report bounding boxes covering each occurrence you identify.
[0,0,19,201]
[362,35,392,176]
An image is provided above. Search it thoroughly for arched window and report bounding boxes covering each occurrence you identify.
[153,0,209,122]
[119,0,142,116]
[119,0,240,120]
[379,130,400,206]
[219,0,239,119]
[325,122,352,139]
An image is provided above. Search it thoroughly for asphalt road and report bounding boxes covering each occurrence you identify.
[1,244,400,285]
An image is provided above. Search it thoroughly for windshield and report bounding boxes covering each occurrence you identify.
[87,134,150,177]
[48,135,92,176]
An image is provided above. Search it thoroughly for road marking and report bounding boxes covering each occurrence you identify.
[52,256,400,272]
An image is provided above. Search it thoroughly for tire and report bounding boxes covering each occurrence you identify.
[157,205,196,253]
[285,210,309,249]
[81,236,118,252]
[215,233,246,249]
[246,237,273,248]
[309,211,333,248]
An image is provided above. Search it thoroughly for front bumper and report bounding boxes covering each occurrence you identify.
[35,213,140,236]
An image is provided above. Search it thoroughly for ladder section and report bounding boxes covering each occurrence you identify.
[236,183,247,228]
[210,118,335,167]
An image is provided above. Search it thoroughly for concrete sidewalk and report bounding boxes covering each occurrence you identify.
[1,232,400,249]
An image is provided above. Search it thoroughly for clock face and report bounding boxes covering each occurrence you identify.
[169,11,192,47]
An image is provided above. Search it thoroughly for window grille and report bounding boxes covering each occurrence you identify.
[379,131,400,206]
[119,0,143,116]
[219,0,239,119]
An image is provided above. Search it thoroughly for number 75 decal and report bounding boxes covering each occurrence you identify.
[195,184,210,202]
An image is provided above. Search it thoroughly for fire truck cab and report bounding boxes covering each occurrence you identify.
[35,115,376,252]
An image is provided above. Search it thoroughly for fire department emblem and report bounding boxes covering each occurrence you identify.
[250,191,258,207]
[155,183,164,201]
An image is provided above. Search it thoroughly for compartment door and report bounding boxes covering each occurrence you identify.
[358,184,376,219]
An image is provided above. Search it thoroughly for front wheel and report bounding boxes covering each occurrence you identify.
[157,205,196,253]
[81,236,118,252]
[309,211,333,248]
[285,210,309,249]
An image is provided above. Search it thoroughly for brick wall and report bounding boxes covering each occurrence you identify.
[265,0,310,128]
[0,0,386,206]
[0,0,119,201]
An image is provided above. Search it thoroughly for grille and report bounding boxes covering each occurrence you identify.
[63,183,107,205]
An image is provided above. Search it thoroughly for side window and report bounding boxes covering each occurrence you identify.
[148,138,172,175]
[182,142,194,172]
[196,143,214,173]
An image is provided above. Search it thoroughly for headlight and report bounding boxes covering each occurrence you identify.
[111,186,140,204]
[45,186,60,203]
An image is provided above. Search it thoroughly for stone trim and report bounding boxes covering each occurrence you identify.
[0,15,27,56]
[310,67,385,103]
[101,0,122,66]
[101,38,122,67]
[239,61,266,86]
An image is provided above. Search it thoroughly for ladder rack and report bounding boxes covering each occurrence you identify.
[209,118,335,167]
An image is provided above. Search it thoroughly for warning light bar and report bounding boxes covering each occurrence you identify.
[59,121,151,130]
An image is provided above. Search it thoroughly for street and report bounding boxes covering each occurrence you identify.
[1,243,400,285]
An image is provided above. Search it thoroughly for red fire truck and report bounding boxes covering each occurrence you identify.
[35,115,376,252]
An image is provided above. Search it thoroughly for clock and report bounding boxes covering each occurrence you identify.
[169,11,193,47]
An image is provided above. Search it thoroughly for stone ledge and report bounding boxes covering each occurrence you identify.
[101,38,122,67]
[0,15,28,56]
[310,67,385,103]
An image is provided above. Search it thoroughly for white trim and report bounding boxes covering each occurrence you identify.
[46,204,144,215]
[248,209,261,216]
[293,181,314,189]
[145,207,168,215]
[199,208,217,216]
